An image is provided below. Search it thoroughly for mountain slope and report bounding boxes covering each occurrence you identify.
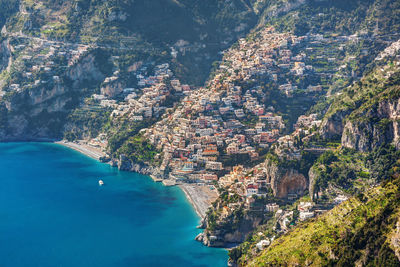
[4,0,259,84]
[229,51,400,267]
[1,2,400,265]
[246,167,400,266]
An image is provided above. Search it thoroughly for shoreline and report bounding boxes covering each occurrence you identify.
[179,184,205,219]
[179,184,218,220]
[54,140,217,221]
[55,141,106,160]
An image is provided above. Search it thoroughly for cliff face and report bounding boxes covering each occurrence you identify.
[320,59,400,152]
[263,157,308,199]
[200,217,263,247]
[390,219,400,262]
[198,205,264,248]
[341,97,400,152]
[0,39,11,73]
[66,54,104,88]
[320,109,351,140]
[261,0,306,20]
[111,154,162,177]
[101,80,124,98]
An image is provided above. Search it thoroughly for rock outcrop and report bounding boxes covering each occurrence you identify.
[320,109,351,140]
[67,54,105,88]
[308,165,319,201]
[0,39,11,73]
[341,97,400,151]
[101,80,124,98]
[199,209,264,247]
[113,154,163,178]
[391,218,400,262]
[263,157,308,198]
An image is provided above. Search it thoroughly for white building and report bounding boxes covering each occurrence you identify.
[299,211,315,221]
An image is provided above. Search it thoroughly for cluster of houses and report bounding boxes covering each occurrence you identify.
[144,28,308,183]
[271,113,322,160]
[142,27,362,187]
[1,25,373,239]
[1,35,90,95]
[376,39,400,61]
[93,63,192,122]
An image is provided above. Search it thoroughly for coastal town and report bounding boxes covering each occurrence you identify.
[53,27,376,228]
[1,0,400,266]
[0,18,384,212]
[143,27,342,182]
[1,21,396,248]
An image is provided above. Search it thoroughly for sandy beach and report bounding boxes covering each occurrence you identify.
[179,184,219,219]
[55,141,106,160]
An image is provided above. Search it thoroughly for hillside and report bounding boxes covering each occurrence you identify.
[227,44,400,267]
[245,165,400,266]
[1,0,399,141]
[0,1,400,266]
[4,0,260,84]
[0,0,264,140]
[192,0,400,259]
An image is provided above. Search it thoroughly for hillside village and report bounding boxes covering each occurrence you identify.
[1,24,393,232]
[1,0,400,265]
[0,33,91,100]
[140,27,361,192]
[55,26,385,227]
[0,5,399,257]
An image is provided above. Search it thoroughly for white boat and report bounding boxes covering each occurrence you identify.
[98,180,104,186]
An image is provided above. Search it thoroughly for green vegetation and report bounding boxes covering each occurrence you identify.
[65,102,112,140]
[310,149,371,199]
[105,117,160,165]
[243,159,400,266]
[114,134,159,165]
[325,62,400,122]
[262,0,400,37]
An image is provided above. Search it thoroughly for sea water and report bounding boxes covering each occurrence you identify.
[0,143,227,267]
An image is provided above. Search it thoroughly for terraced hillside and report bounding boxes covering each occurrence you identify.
[0,2,400,266]
[245,164,400,266]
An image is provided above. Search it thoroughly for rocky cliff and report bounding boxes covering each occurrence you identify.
[197,204,264,248]
[0,52,105,140]
[390,219,400,262]
[66,54,105,88]
[308,165,319,201]
[111,154,163,177]
[319,109,351,140]
[320,59,400,153]
[341,96,400,151]
[0,38,11,73]
[101,80,124,98]
[263,157,308,199]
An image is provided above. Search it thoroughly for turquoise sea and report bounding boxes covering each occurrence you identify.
[0,143,227,267]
